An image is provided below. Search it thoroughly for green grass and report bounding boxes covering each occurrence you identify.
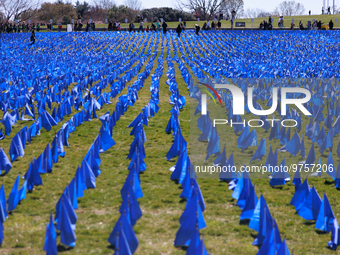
[88,14,340,29]
[0,32,339,255]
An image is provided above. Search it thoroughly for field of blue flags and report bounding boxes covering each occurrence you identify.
[1,30,340,254]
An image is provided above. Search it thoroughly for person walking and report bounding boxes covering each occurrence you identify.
[217,19,221,30]
[162,20,167,34]
[139,20,144,32]
[329,19,334,30]
[30,30,36,45]
[195,24,200,35]
[129,21,134,32]
[176,24,182,37]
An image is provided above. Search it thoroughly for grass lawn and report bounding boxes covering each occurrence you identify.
[89,14,340,29]
[0,31,339,255]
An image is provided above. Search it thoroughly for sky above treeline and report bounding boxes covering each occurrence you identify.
[59,0,340,16]
[112,0,340,15]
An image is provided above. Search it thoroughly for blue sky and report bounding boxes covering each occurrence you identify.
[111,0,340,16]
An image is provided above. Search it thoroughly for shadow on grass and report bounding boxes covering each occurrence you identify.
[271,186,284,190]
[175,246,188,251]
[107,245,114,250]
[57,244,74,252]
[324,180,334,185]
[239,219,250,225]
[179,198,186,203]
[315,230,328,235]
[303,221,316,226]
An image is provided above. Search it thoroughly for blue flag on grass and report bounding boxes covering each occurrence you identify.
[121,169,143,200]
[219,153,237,182]
[0,148,12,175]
[9,134,24,162]
[298,186,321,221]
[25,158,43,191]
[67,178,78,210]
[256,222,281,255]
[285,131,300,156]
[240,130,257,152]
[269,159,290,186]
[250,138,266,162]
[277,238,290,255]
[240,184,258,220]
[249,194,267,232]
[8,175,20,211]
[0,185,7,219]
[335,162,340,189]
[304,144,316,168]
[292,169,301,192]
[237,176,254,210]
[55,193,77,229]
[290,179,310,210]
[326,152,336,180]
[99,128,115,152]
[82,160,96,189]
[59,199,76,247]
[119,191,142,227]
[108,213,139,254]
[43,213,58,255]
[0,221,3,246]
[328,218,340,251]
[315,193,336,233]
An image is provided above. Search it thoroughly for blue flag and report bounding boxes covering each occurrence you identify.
[298,186,322,220]
[8,175,20,211]
[0,148,12,175]
[315,193,336,233]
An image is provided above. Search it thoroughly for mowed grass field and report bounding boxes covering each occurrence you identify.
[90,14,340,29]
[0,32,339,255]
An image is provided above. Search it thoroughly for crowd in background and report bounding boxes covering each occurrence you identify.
[0,22,41,33]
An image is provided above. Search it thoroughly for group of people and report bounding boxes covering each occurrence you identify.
[0,22,41,33]
[108,21,121,31]
[297,19,334,30]
[201,20,222,31]
[125,20,172,34]
[73,21,95,32]
[259,17,273,30]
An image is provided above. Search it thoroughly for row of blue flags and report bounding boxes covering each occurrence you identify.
[164,53,209,254]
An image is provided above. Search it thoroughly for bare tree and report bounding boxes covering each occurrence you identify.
[124,0,142,11]
[175,0,225,20]
[245,8,270,18]
[0,0,41,20]
[96,0,116,10]
[220,0,244,18]
[275,0,305,16]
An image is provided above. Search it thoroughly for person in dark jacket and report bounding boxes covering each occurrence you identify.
[129,21,134,32]
[162,21,167,34]
[176,24,182,37]
[329,20,334,30]
[317,20,322,30]
[30,30,36,45]
[195,24,200,35]
[151,22,156,31]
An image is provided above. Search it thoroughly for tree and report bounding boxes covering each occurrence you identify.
[245,8,270,18]
[38,2,77,24]
[107,4,134,22]
[175,0,225,20]
[97,0,116,10]
[220,0,244,18]
[124,0,142,11]
[0,0,41,20]
[275,0,305,16]
[141,7,194,22]
[74,0,90,18]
